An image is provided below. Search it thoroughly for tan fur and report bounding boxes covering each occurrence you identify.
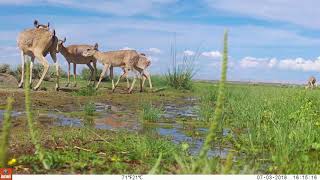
[128,53,152,91]
[17,25,60,91]
[57,38,97,87]
[82,49,151,93]
[110,53,152,92]
[305,76,317,89]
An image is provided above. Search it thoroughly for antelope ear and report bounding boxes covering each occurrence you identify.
[94,43,99,50]
[47,22,50,28]
[53,29,56,36]
[63,37,66,43]
[140,53,146,56]
[34,20,38,27]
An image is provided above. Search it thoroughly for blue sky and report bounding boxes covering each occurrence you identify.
[1,0,320,84]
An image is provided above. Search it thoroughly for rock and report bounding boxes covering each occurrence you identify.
[0,73,18,86]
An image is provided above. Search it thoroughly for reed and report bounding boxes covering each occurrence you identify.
[0,97,14,167]
[198,30,229,161]
[24,61,50,170]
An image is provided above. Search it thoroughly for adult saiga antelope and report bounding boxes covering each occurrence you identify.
[56,38,98,87]
[305,76,317,89]
[111,53,152,92]
[17,20,60,90]
[82,48,152,93]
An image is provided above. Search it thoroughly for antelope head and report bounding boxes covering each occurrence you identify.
[56,37,66,52]
[34,20,50,30]
[82,43,99,57]
[136,53,151,69]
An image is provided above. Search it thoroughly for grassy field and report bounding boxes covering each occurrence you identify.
[0,76,320,174]
[1,32,319,174]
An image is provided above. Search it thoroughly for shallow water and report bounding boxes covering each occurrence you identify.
[0,99,229,157]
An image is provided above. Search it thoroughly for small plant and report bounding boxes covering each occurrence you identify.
[140,102,162,122]
[165,61,195,90]
[24,63,67,81]
[0,64,13,74]
[165,37,197,90]
[74,85,97,96]
[24,61,50,170]
[0,97,14,167]
[83,102,96,116]
[80,68,102,81]
[198,89,218,121]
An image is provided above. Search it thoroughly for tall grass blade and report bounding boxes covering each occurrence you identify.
[197,30,229,167]
[222,152,234,174]
[148,152,162,174]
[0,97,14,167]
[24,61,50,170]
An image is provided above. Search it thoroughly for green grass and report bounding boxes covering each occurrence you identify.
[2,72,320,174]
[165,38,196,90]
[80,68,103,81]
[18,127,181,174]
[83,102,96,116]
[140,102,163,122]
[221,85,320,173]
[198,89,217,121]
[173,30,230,174]
[73,85,97,96]
[0,97,14,167]
[24,61,50,170]
[2,30,320,174]
[149,75,167,88]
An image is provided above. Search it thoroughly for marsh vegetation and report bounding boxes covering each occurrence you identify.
[1,31,320,174]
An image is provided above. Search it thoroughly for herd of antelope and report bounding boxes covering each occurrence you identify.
[17,20,152,93]
[14,20,319,92]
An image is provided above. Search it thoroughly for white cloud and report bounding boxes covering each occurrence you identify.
[278,57,320,72]
[148,47,161,54]
[183,50,195,56]
[206,0,320,29]
[268,58,277,68]
[240,57,261,68]
[201,51,222,58]
[120,47,134,50]
[240,56,320,72]
[0,0,178,17]
[240,56,277,69]
[149,56,159,63]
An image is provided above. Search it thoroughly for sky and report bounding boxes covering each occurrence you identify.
[1,0,320,84]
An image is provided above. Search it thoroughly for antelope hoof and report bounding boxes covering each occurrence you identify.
[18,83,23,88]
[33,86,39,91]
[55,85,60,91]
[73,83,77,87]
[128,90,133,94]
[65,83,70,87]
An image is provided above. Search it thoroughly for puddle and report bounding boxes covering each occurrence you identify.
[0,99,230,158]
[157,126,229,157]
[0,110,24,119]
[94,103,121,112]
[46,113,82,127]
[163,104,198,119]
[95,114,139,130]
